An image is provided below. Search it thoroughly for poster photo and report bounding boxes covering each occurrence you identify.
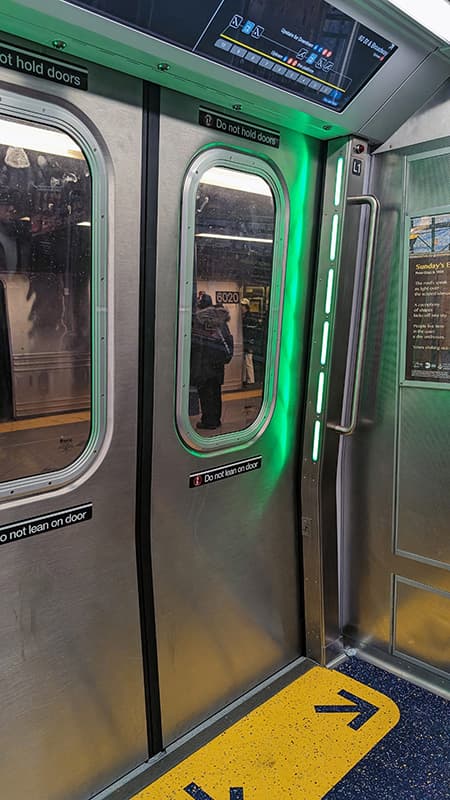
[406,213,450,383]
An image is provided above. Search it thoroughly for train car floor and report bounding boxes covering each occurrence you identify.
[129,657,449,800]
[323,658,449,799]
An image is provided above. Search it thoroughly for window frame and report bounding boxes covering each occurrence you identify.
[0,90,108,501]
[176,146,289,454]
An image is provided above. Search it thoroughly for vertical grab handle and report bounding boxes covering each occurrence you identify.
[327,194,380,436]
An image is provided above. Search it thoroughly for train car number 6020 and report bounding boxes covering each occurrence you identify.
[216,291,241,304]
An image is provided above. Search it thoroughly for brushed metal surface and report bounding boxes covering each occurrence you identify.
[340,149,403,650]
[151,88,320,745]
[394,577,450,675]
[397,389,450,568]
[408,150,450,211]
[301,136,371,665]
[341,99,450,680]
[0,62,147,800]
[375,80,450,154]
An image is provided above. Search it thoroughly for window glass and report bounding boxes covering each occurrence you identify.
[189,165,275,437]
[0,117,91,483]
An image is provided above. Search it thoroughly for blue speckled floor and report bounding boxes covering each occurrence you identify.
[324,658,450,800]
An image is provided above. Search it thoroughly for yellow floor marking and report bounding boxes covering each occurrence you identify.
[223,390,262,402]
[132,666,399,800]
[0,411,90,433]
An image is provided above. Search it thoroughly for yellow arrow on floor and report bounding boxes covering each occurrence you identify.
[132,665,400,800]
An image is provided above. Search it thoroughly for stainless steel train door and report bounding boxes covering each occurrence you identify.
[0,57,147,799]
[149,89,321,745]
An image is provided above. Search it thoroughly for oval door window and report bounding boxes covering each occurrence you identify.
[0,116,92,483]
[177,149,288,451]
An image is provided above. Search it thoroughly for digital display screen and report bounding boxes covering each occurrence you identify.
[66,0,397,112]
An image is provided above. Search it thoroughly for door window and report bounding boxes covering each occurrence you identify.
[0,116,92,484]
[177,149,287,451]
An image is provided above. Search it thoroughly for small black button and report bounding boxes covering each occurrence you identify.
[352,158,362,176]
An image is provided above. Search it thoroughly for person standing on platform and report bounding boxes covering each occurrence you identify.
[241,297,257,386]
[191,293,233,430]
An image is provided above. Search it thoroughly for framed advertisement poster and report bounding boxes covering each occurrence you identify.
[405,213,450,383]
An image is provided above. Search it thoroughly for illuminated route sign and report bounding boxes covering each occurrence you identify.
[65,0,397,112]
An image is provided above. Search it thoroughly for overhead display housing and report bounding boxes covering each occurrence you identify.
[65,0,397,112]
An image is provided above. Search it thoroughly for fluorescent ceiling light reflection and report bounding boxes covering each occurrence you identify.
[196,233,273,243]
[77,221,91,226]
[385,0,450,44]
[200,167,272,196]
[0,118,83,158]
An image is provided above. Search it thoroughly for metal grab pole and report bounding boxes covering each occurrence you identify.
[327,194,380,436]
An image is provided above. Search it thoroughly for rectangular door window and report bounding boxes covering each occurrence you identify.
[177,148,287,451]
[0,117,92,483]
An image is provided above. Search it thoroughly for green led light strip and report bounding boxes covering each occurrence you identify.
[316,372,325,414]
[320,321,330,366]
[312,156,344,462]
[330,214,339,261]
[312,419,321,462]
[334,157,344,207]
[325,268,334,315]
[311,155,344,463]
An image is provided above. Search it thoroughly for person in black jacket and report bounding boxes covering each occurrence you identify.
[190,293,233,430]
[241,297,258,386]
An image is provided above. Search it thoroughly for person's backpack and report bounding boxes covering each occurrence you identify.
[217,328,233,364]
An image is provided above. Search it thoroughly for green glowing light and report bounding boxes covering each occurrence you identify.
[334,157,344,206]
[330,214,339,261]
[325,268,334,315]
[312,420,321,462]
[184,140,314,480]
[264,137,312,486]
[184,141,313,462]
[316,371,325,414]
[320,321,330,366]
